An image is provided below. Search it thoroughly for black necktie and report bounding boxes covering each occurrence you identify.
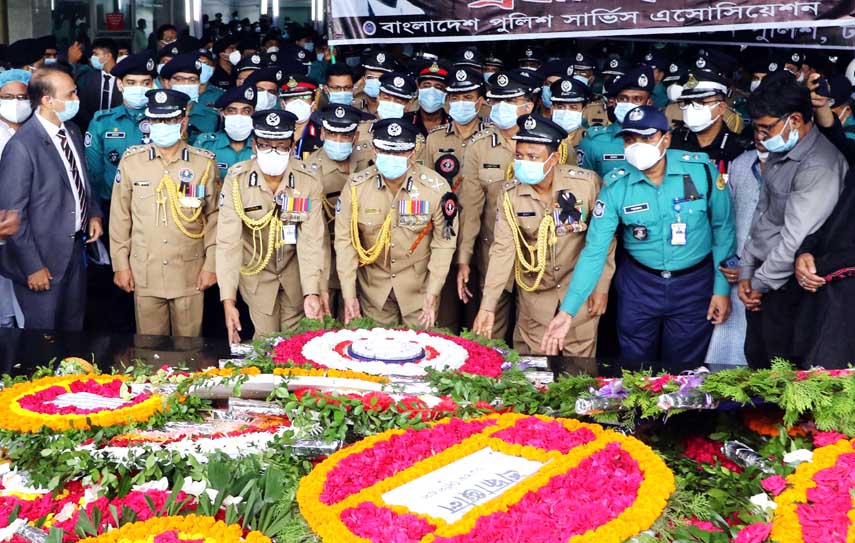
[101,73,111,111]
[57,128,87,228]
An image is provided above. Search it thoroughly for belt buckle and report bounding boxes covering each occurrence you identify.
[660,270,672,279]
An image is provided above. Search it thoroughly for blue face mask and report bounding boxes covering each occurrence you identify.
[449,100,478,125]
[324,139,353,161]
[541,85,553,108]
[552,109,583,133]
[614,102,636,124]
[514,156,553,185]
[345,56,361,68]
[328,91,353,105]
[418,87,446,114]
[484,71,495,83]
[172,84,200,103]
[490,101,520,129]
[199,63,214,84]
[91,55,104,70]
[149,122,182,148]
[375,153,410,180]
[55,99,80,122]
[123,86,149,109]
[377,99,404,120]
[316,53,324,62]
[304,42,315,53]
[762,116,800,153]
[156,63,164,75]
[363,78,381,98]
[255,91,278,111]
[573,74,590,87]
[44,58,57,65]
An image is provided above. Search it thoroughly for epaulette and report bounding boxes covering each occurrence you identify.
[557,164,595,180]
[195,132,217,143]
[122,145,149,158]
[227,160,249,176]
[429,124,449,134]
[585,125,609,138]
[605,167,631,184]
[414,167,446,193]
[296,160,319,177]
[469,128,492,144]
[188,146,217,160]
[350,167,376,186]
[91,109,115,123]
[678,151,710,163]
[502,179,520,191]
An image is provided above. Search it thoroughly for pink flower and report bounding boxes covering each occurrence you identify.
[734,522,772,543]
[761,475,787,496]
[814,431,849,447]
[688,519,723,532]
[492,418,596,454]
[341,502,434,543]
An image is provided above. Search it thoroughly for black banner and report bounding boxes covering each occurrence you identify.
[327,0,855,45]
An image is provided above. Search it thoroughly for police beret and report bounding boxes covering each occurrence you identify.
[263,51,280,67]
[252,109,297,139]
[617,105,669,136]
[787,50,807,67]
[36,35,57,53]
[680,65,730,100]
[602,57,630,76]
[372,118,419,152]
[550,77,591,103]
[829,75,852,108]
[237,34,259,53]
[145,89,189,119]
[362,49,398,73]
[197,48,215,62]
[641,50,669,70]
[662,62,688,85]
[236,52,265,73]
[571,52,595,72]
[609,66,656,95]
[447,68,484,94]
[213,37,239,56]
[487,69,534,99]
[414,47,440,63]
[540,59,574,79]
[484,54,505,69]
[513,114,567,145]
[160,53,202,79]
[112,52,157,78]
[6,39,42,68]
[245,67,285,87]
[518,45,545,64]
[214,84,257,109]
[157,43,182,62]
[453,47,483,69]
[703,48,738,74]
[280,74,318,97]
[319,103,361,133]
[418,61,451,84]
[379,72,417,100]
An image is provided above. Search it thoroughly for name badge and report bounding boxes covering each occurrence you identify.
[671,223,687,246]
[105,132,126,139]
[603,154,625,161]
[243,205,263,212]
[282,224,298,245]
[517,211,537,217]
[482,163,501,169]
[623,203,649,214]
[133,181,150,187]
[217,162,229,170]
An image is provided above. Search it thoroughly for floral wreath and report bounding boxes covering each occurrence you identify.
[273,329,505,378]
[771,436,855,543]
[0,375,163,433]
[297,413,674,543]
[197,365,390,384]
[76,515,270,543]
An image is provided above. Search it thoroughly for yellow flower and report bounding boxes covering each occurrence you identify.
[77,515,270,543]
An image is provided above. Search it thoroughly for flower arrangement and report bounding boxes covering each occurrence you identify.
[196,365,390,384]
[297,413,674,543]
[75,515,270,543]
[0,375,163,433]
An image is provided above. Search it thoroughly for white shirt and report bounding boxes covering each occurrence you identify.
[331,0,424,17]
[36,111,84,231]
[0,119,15,153]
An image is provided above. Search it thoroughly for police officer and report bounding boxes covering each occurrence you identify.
[280,74,320,159]
[217,109,327,342]
[155,44,181,88]
[196,84,257,181]
[571,52,610,128]
[542,106,736,364]
[483,54,504,84]
[109,89,220,337]
[234,52,265,87]
[354,50,399,116]
[403,61,450,137]
[641,51,671,109]
[197,50,225,108]
[159,53,219,144]
[518,45,544,71]
[246,67,285,112]
[210,37,240,91]
[376,72,417,121]
[663,63,690,129]
[335,118,458,328]
[85,52,157,210]
[457,69,534,337]
[472,114,615,356]
[306,104,373,320]
[538,59,574,115]
[547,77,592,161]
[453,47,484,75]
[671,66,753,174]
[577,66,655,177]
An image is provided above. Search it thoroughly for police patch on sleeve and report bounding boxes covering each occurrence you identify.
[335,197,342,214]
[84,132,92,147]
[593,199,606,218]
[114,170,121,184]
[576,148,585,165]
[219,191,225,209]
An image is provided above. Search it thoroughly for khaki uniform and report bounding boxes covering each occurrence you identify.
[583,99,610,127]
[665,102,744,134]
[306,147,373,321]
[216,160,327,336]
[484,166,616,356]
[457,126,516,339]
[335,164,458,327]
[110,143,220,337]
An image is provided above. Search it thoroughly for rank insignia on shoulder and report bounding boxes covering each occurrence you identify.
[593,199,606,218]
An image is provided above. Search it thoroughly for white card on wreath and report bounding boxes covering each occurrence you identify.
[381,447,544,523]
[49,392,130,410]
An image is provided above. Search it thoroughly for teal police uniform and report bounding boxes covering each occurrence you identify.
[85,105,150,202]
[652,83,669,109]
[199,85,225,108]
[561,107,736,365]
[576,123,628,178]
[195,131,254,180]
[187,102,219,145]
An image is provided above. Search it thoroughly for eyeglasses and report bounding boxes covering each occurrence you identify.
[679,100,723,111]
[256,142,291,154]
[753,115,789,136]
[149,117,184,125]
[326,85,353,92]
[0,94,28,101]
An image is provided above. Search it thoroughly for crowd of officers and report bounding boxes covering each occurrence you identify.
[3,26,852,367]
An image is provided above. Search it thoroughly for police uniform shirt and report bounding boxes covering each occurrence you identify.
[560,149,736,316]
[195,131,255,180]
[671,123,753,172]
[210,65,233,90]
[199,84,226,108]
[576,123,628,178]
[85,105,150,201]
[186,102,220,145]
[402,108,450,138]
[420,119,488,178]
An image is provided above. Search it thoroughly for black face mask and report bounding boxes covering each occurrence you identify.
[606,104,617,124]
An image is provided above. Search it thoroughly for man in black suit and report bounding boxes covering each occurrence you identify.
[74,38,123,131]
[0,66,103,331]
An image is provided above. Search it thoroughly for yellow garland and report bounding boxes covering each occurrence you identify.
[228,177,285,277]
[297,413,674,543]
[155,161,212,240]
[771,437,855,543]
[350,184,393,266]
[0,375,163,433]
[196,366,389,384]
[502,191,557,292]
[558,140,569,165]
[76,515,270,543]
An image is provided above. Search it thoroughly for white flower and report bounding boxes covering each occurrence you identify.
[82,483,103,505]
[0,519,25,542]
[132,477,169,492]
[750,492,778,512]
[221,495,243,507]
[783,449,813,466]
[203,488,219,502]
[54,501,77,522]
[182,476,207,497]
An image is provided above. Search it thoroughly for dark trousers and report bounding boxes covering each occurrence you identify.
[744,281,804,369]
[615,255,714,366]
[14,238,86,331]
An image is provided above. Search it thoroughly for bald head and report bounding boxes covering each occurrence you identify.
[29,66,75,111]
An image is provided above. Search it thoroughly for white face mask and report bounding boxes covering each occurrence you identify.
[750,79,762,92]
[0,99,32,124]
[285,99,312,123]
[614,102,636,124]
[228,50,242,66]
[666,84,684,103]
[683,103,721,133]
[256,148,290,176]
[255,91,278,111]
[625,135,666,171]
[223,114,253,141]
[757,149,769,163]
